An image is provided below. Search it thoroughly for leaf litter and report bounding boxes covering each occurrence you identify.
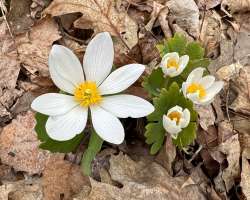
[0,0,250,199]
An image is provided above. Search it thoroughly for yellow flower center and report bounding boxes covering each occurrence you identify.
[74,81,102,107]
[166,58,179,69]
[187,83,206,99]
[168,111,182,124]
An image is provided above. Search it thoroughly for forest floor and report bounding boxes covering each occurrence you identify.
[0,0,250,199]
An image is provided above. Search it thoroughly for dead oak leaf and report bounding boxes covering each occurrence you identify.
[0,111,61,175]
[16,17,61,77]
[45,0,138,49]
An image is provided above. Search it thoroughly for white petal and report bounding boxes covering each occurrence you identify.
[206,81,224,97]
[163,115,182,136]
[100,95,154,118]
[167,105,183,115]
[182,82,188,97]
[31,93,78,116]
[49,60,75,94]
[46,106,87,141]
[90,106,124,144]
[83,32,114,85]
[179,108,190,128]
[199,75,215,89]
[49,45,84,87]
[179,55,189,68]
[187,92,200,104]
[161,52,179,64]
[99,64,145,95]
[186,67,205,83]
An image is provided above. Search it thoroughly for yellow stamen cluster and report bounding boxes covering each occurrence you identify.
[168,111,181,124]
[74,82,102,107]
[187,83,206,99]
[166,58,179,69]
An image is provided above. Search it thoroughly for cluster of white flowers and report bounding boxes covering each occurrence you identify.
[161,53,224,139]
[31,32,154,145]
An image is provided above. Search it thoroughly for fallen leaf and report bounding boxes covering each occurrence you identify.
[78,153,210,200]
[16,17,61,77]
[45,0,138,49]
[7,0,34,35]
[166,0,200,38]
[0,178,43,200]
[197,0,222,9]
[195,104,216,131]
[241,148,250,199]
[42,156,90,200]
[215,134,240,192]
[222,0,250,13]
[0,111,59,175]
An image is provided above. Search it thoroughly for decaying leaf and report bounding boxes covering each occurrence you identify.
[77,153,210,200]
[215,134,240,192]
[241,148,250,199]
[45,0,138,49]
[195,104,216,131]
[0,111,60,175]
[166,0,200,38]
[197,0,222,10]
[222,0,250,13]
[0,178,43,200]
[42,157,90,200]
[16,17,61,77]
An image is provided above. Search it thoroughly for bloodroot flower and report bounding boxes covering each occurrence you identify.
[31,32,154,144]
[160,52,189,77]
[182,67,224,105]
[163,105,190,139]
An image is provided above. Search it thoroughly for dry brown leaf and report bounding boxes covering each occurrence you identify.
[0,111,60,175]
[195,104,216,131]
[42,156,90,200]
[0,178,43,200]
[222,0,250,13]
[166,0,200,38]
[241,148,250,199]
[215,134,240,192]
[45,0,138,49]
[197,0,222,9]
[199,10,221,58]
[16,17,61,77]
[7,0,34,35]
[216,62,243,83]
[78,153,210,200]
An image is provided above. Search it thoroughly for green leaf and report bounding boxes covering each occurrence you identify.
[167,34,187,55]
[147,82,197,122]
[35,112,84,153]
[173,122,197,148]
[145,122,165,155]
[142,68,165,97]
[185,42,204,60]
[81,130,103,175]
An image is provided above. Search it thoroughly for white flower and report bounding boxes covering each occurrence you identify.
[163,105,190,139]
[31,32,154,144]
[160,52,189,77]
[182,67,224,105]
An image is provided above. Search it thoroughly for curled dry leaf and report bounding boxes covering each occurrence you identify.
[45,0,138,49]
[197,0,222,10]
[77,153,209,200]
[222,0,250,13]
[0,178,43,200]
[166,0,200,38]
[195,104,216,131]
[215,134,240,192]
[0,111,60,175]
[16,17,61,77]
[199,10,221,58]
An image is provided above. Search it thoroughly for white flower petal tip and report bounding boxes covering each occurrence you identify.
[91,106,125,144]
[83,32,114,85]
[160,52,189,77]
[101,95,154,118]
[163,106,190,139]
[99,64,145,95]
[182,68,224,105]
[45,106,88,141]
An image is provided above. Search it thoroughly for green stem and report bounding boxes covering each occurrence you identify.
[80,129,103,176]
